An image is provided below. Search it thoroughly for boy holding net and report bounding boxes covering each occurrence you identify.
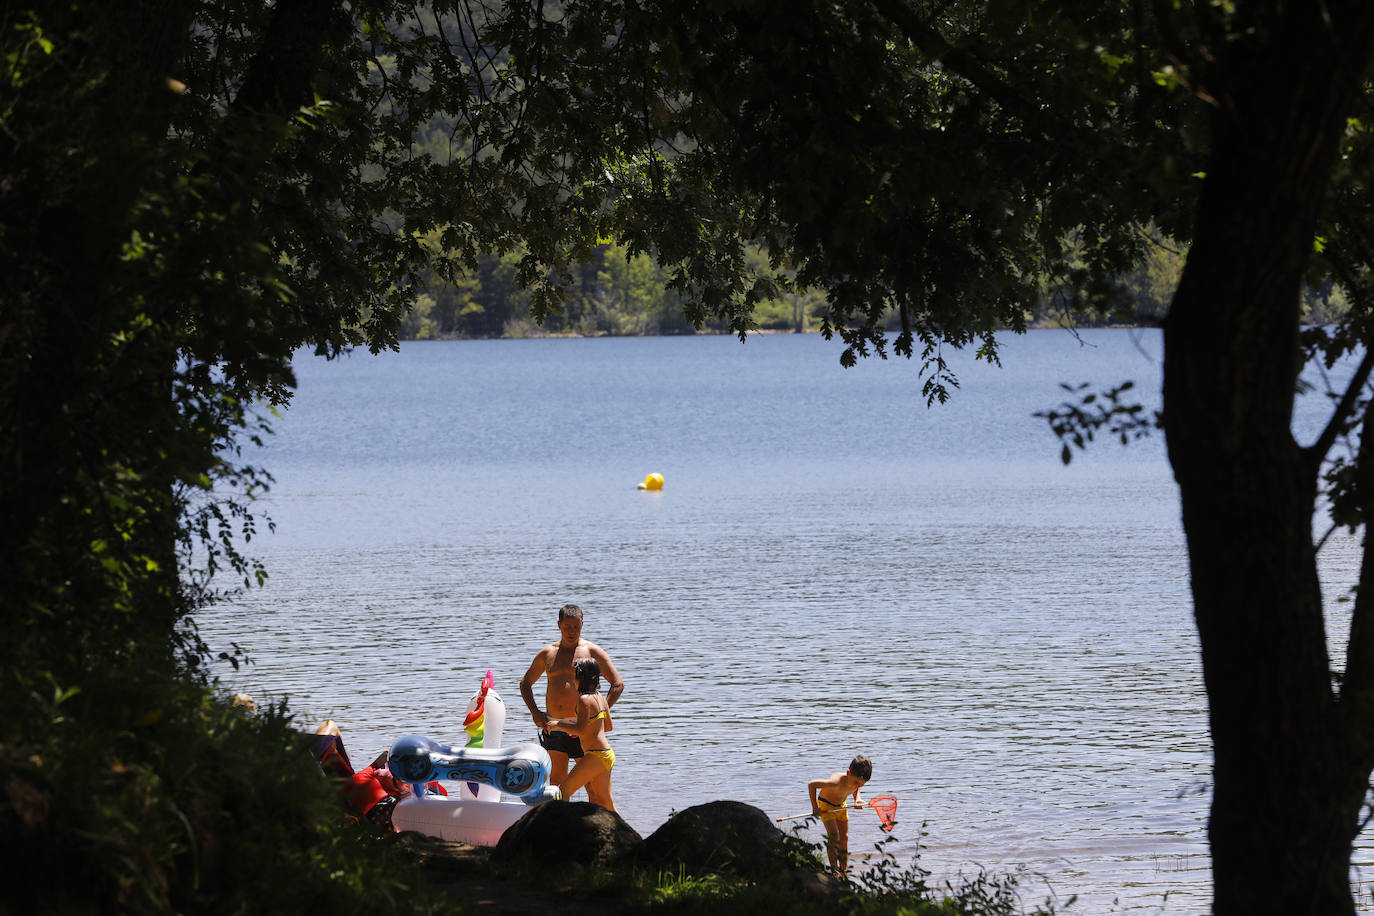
[807,754,873,879]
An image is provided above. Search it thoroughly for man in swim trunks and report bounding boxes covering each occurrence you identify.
[807,754,872,879]
[519,603,625,795]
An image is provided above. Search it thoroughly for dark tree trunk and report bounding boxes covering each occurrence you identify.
[1163,5,1374,913]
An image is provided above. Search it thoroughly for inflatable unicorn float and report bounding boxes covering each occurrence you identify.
[387,671,560,845]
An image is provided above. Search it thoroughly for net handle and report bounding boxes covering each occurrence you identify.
[775,794,898,828]
[775,802,863,822]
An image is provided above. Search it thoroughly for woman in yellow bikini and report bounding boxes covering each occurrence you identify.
[548,657,617,812]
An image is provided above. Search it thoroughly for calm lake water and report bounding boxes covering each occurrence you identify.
[200,329,1373,914]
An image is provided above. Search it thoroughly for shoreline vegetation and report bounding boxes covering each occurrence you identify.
[397,235,1346,343]
[398,318,1148,342]
[1,685,1059,916]
[398,820,1066,916]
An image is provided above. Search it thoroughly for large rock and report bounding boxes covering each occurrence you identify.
[491,801,642,870]
[634,800,817,879]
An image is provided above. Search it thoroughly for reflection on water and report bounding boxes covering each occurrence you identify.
[199,330,1371,913]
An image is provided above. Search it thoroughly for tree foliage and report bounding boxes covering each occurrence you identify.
[2,2,510,910]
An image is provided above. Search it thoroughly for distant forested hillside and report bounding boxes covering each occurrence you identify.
[404,231,1348,338]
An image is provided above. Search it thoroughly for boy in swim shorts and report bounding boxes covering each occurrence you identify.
[807,754,872,879]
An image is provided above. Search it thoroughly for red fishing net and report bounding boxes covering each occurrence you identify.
[866,794,898,832]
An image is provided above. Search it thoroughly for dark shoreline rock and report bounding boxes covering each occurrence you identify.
[492,800,643,870]
[634,800,821,880]
[402,801,838,913]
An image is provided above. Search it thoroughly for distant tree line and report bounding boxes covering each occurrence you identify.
[402,237,831,338]
[405,231,1350,339]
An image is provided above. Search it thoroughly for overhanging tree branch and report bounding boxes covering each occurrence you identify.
[1303,346,1374,473]
[1339,404,1374,768]
[867,0,1105,152]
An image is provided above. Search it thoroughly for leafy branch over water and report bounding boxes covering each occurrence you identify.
[1034,381,1161,466]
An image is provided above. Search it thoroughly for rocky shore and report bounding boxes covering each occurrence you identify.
[401,799,837,915]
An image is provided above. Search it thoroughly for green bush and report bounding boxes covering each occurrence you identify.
[0,677,458,915]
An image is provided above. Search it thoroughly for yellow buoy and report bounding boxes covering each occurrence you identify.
[637,472,664,490]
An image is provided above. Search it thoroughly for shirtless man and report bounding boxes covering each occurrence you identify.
[519,604,624,801]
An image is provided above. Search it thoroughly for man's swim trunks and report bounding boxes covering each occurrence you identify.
[584,747,615,771]
[539,728,584,758]
[818,797,848,823]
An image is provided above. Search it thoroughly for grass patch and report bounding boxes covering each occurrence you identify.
[479,831,1068,916]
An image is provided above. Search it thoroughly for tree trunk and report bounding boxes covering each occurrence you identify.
[1163,6,1374,913]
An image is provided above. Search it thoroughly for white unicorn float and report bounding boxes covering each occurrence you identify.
[388,671,559,846]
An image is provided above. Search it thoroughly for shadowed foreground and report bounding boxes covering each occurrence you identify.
[397,800,1060,916]
[404,836,606,916]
